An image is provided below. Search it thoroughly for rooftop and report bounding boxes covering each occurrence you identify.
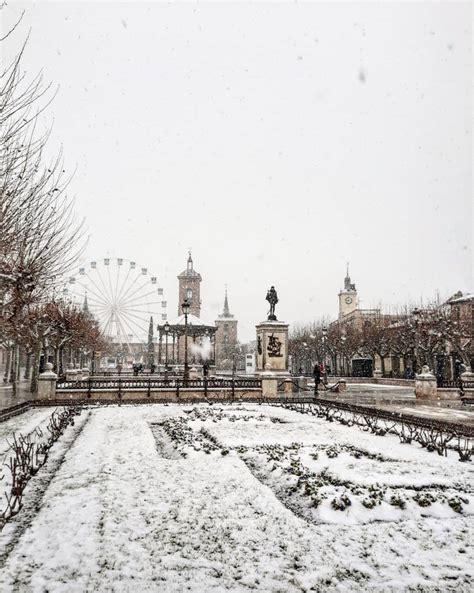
[448,293,474,305]
[165,313,215,329]
[178,252,202,279]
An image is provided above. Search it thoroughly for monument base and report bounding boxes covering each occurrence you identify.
[415,366,437,399]
[255,320,289,375]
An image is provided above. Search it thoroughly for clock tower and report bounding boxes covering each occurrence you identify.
[177,252,202,317]
[338,264,358,319]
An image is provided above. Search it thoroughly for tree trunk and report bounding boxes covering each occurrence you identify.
[3,347,11,383]
[30,344,41,393]
[24,353,31,380]
[9,344,16,383]
[16,345,21,381]
[59,346,64,375]
[10,345,19,396]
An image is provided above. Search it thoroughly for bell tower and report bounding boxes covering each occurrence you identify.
[215,287,238,369]
[338,264,358,319]
[177,251,202,317]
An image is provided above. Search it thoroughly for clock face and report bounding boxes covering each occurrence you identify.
[345,296,353,304]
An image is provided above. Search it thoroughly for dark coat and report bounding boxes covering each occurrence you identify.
[313,365,321,382]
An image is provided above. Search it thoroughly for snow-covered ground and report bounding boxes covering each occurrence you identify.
[0,404,473,592]
[0,408,54,459]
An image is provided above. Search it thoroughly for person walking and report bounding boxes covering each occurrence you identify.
[313,363,321,395]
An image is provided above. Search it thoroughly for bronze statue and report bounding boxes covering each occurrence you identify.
[266,286,278,321]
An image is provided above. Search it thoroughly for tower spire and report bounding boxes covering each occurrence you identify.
[148,316,154,340]
[82,291,89,314]
[147,316,155,368]
[344,263,356,291]
[223,285,230,316]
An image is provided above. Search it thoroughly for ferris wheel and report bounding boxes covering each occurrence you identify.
[63,258,168,350]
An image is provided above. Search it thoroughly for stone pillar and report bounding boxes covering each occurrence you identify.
[461,367,474,384]
[338,379,347,392]
[66,368,78,381]
[415,365,437,399]
[37,363,58,400]
[66,362,77,381]
[255,320,290,379]
[261,373,278,398]
[373,368,383,379]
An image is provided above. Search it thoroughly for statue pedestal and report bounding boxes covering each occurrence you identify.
[255,320,290,379]
[461,369,474,383]
[415,366,438,399]
[38,363,58,399]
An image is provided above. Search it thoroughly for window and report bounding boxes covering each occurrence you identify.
[186,288,193,300]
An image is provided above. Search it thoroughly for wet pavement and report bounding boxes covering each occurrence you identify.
[0,381,37,412]
[317,383,474,427]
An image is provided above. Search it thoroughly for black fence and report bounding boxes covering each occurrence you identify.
[0,402,32,423]
[437,378,461,388]
[57,377,261,389]
[56,377,262,399]
[437,378,474,389]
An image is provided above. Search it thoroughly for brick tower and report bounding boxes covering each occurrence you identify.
[177,252,202,317]
[215,288,238,369]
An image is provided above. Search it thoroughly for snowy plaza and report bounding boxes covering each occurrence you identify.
[0,403,473,592]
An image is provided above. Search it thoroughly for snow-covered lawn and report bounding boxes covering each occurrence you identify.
[0,404,473,592]
[0,408,55,459]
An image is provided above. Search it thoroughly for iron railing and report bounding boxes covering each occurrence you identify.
[0,402,32,423]
[56,377,262,398]
[437,378,461,388]
[268,396,474,461]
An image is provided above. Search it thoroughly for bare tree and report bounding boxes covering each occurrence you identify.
[1,27,85,392]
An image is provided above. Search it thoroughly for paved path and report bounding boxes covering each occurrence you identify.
[321,384,474,427]
[0,381,37,412]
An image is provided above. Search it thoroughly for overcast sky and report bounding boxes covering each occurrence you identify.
[3,1,472,342]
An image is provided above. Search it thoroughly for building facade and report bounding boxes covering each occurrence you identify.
[338,265,359,319]
[331,268,473,379]
[156,254,239,369]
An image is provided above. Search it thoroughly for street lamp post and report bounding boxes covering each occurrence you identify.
[302,342,308,374]
[412,308,421,374]
[163,321,170,378]
[182,298,190,382]
[322,326,327,374]
[341,334,347,376]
